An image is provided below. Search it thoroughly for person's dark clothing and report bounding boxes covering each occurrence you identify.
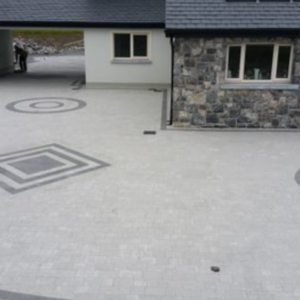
[19,55,27,72]
[14,46,28,72]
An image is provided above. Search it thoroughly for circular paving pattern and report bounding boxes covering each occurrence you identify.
[6,97,86,114]
[29,101,64,109]
[296,170,300,186]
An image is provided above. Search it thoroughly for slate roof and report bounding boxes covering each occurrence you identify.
[166,0,300,33]
[0,0,165,28]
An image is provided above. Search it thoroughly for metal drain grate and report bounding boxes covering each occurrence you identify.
[143,131,157,135]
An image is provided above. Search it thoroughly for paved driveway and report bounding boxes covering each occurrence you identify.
[0,58,300,300]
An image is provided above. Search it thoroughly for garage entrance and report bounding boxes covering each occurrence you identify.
[0,28,85,86]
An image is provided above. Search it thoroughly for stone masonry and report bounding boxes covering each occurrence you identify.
[173,37,300,129]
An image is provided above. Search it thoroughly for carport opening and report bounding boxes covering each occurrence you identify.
[1,28,85,86]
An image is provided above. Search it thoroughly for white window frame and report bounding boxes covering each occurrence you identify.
[112,32,151,60]
[226,43,293,83]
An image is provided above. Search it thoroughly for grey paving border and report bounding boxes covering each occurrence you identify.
[5,97,86,114]
[296,170,300,186]
[0,289,69,300]
[167,126,300,132]
[0,144,110,194]
[160,89,168,130]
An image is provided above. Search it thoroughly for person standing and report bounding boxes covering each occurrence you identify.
[14,44,28,72]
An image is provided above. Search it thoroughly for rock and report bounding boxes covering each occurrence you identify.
[288,98,299,109]
[289,109,300,117]
[279,96,287,104]
[203,81,211,89]
[184,58,196,68]
[182,68,190,76]
[206,91,217,104]
[268,100,278,109]
[206,113,219,123]
[213,104,224,113]
[262,91,273,101]
[247,123,260,128]
[277,104,288,115]
[200,54,215,63]
[211,266,220,272]
[262,122,272,128]
[225,118,237,128]
[244,111,258,123]
[294,116,300,126]
[207,48,216,54]
[191,114,205,125]
[214,123,228,128]
[230,109,240,118]
[186,104,199,114]
[178,111,190,122]
[188,93,206,104]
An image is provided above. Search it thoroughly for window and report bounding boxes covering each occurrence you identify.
[226,44,293,82]
[113,33,149,59]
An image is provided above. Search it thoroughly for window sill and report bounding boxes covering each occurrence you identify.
[111,59,152,65]
[220,83,299,90]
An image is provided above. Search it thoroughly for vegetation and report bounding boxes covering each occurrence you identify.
[12,29,83,34]
[12,30,84,50]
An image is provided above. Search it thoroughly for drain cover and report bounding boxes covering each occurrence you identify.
[143,131,156,135]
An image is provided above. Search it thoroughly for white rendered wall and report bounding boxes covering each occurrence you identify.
[0,30,14,76]
[84,29,171,87]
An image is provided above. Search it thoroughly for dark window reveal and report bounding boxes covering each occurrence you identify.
[276,46,291,78]
[226,43,292,81]
[114,33,148,59]
[133,35,148,57]
[244,45,273,80]
[114,34,130,58]
[227,46,241,78]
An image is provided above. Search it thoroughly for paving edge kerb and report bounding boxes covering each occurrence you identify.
[296,170,300,186]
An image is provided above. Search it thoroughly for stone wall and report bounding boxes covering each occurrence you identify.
[173,37,300,129]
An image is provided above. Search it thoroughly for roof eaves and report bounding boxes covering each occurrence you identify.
[0,21,166,29]
[165,28,300,37]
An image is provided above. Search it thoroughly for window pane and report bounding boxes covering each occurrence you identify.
[227,46,241,78]
[244,45,274,80]
[133,35,147,57]
[276,46,291,78]
[114,34,130,58]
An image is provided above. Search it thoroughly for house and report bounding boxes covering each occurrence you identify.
[0,0,171,88]
[1,0,300,129]
[165,0,300,129]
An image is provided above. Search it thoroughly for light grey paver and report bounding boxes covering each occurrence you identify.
[0,55,300,300]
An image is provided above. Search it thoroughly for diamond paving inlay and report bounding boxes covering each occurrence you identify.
[0,144,110,194]
[9,155,64,175]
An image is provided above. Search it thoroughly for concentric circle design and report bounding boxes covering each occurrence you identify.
[296,170,300,187]
[6,97,86,114]
[29,101,64,109]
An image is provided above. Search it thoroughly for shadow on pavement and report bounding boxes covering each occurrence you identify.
[0,290,71,300]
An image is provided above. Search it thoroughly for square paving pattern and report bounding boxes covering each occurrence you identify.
[0,144,109,194]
